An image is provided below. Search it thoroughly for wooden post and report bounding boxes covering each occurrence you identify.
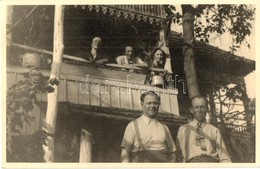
[158,27,173,73]
[43,5,65,162]
[158,27,170,54]
[240,79,253,133]
[6,6,13,45]
[79,129,92,162]
[6,6,13,58]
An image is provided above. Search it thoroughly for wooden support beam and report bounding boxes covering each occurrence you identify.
[11,42,90,63]
[43,5,65,162]
[57,102,188,126]
[6,6,13,46]
[79,129,92,162]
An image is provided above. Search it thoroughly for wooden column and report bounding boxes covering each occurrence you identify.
[79,129,92,162]
[158,27,170,54]
[159,27,173,73]
[6,6,13,58]
[43,5,65,162]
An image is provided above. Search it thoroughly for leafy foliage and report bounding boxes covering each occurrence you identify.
[6,69,51,162]
[164,4,255,129]
[210,84,255,162]
[7,130,48,162]
[165,4,255,52]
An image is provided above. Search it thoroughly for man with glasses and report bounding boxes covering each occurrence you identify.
[176,95,231,162]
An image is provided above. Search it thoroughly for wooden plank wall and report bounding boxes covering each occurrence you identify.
[6,65,180,134]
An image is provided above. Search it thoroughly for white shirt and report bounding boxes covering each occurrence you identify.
[176,119,231,162]
[115,55,145,65]
[121,115,176,153]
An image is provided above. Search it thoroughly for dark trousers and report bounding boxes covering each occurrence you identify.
[131,150,170,162]
[187,155,220,163]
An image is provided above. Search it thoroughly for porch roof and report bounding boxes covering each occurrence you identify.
[168,31,255,77]
[10,5,255,79]
[58,102,188,127]
[82,5,255,77]
[76,5,167,25]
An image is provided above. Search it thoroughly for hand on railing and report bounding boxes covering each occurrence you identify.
[105,63,142,70]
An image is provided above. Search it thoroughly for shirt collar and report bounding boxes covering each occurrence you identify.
[191,119,206,127]
[141,115,158,126]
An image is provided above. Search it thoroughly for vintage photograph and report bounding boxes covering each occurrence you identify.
[2,3,257,166]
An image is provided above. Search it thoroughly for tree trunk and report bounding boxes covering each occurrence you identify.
[43,5,65,162]
[181,5,200,98]
[208,92,218,126]
[240,80,253,133]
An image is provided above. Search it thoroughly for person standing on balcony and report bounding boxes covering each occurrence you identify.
[121,91,176,162]
[77,36,109,65]
[145,48,167,86]
[149,48,166,69]
[176,95,231,163]
[115,46,147,66]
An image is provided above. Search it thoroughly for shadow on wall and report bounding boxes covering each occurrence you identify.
[54,112,127,162]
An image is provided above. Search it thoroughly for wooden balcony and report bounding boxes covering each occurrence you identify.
[6,61,185,162]
[7,62,179,116]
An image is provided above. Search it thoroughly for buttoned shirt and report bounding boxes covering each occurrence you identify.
[176,119,231,162]
[121,115,176,153]
[116,55,145,65]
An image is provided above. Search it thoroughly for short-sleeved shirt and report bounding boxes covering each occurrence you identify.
[116,55,145,65]
[121,115,176,153]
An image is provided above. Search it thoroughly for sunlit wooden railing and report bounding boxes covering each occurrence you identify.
[7,63,179,115]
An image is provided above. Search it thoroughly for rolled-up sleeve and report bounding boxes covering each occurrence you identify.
[121,122,135,152]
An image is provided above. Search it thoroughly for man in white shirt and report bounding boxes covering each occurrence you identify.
[176,95,231,162]
[121,91,176,162]
[115,46,147,66]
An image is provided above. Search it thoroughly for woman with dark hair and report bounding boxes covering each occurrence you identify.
[150,48,167,69]
[145,48,167,87]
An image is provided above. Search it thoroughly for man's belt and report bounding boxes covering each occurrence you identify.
[187,154,220,163]
[131,150,170,162]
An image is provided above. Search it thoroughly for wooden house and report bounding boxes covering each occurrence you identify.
[6,5,255,162]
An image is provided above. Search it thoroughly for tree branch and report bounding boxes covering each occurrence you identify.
[7,6,38,34]
[207,7,230,31]
[195,5,208,13]
[223,111,245,120]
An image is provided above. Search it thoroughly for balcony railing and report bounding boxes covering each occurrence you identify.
[7,62,179,115]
